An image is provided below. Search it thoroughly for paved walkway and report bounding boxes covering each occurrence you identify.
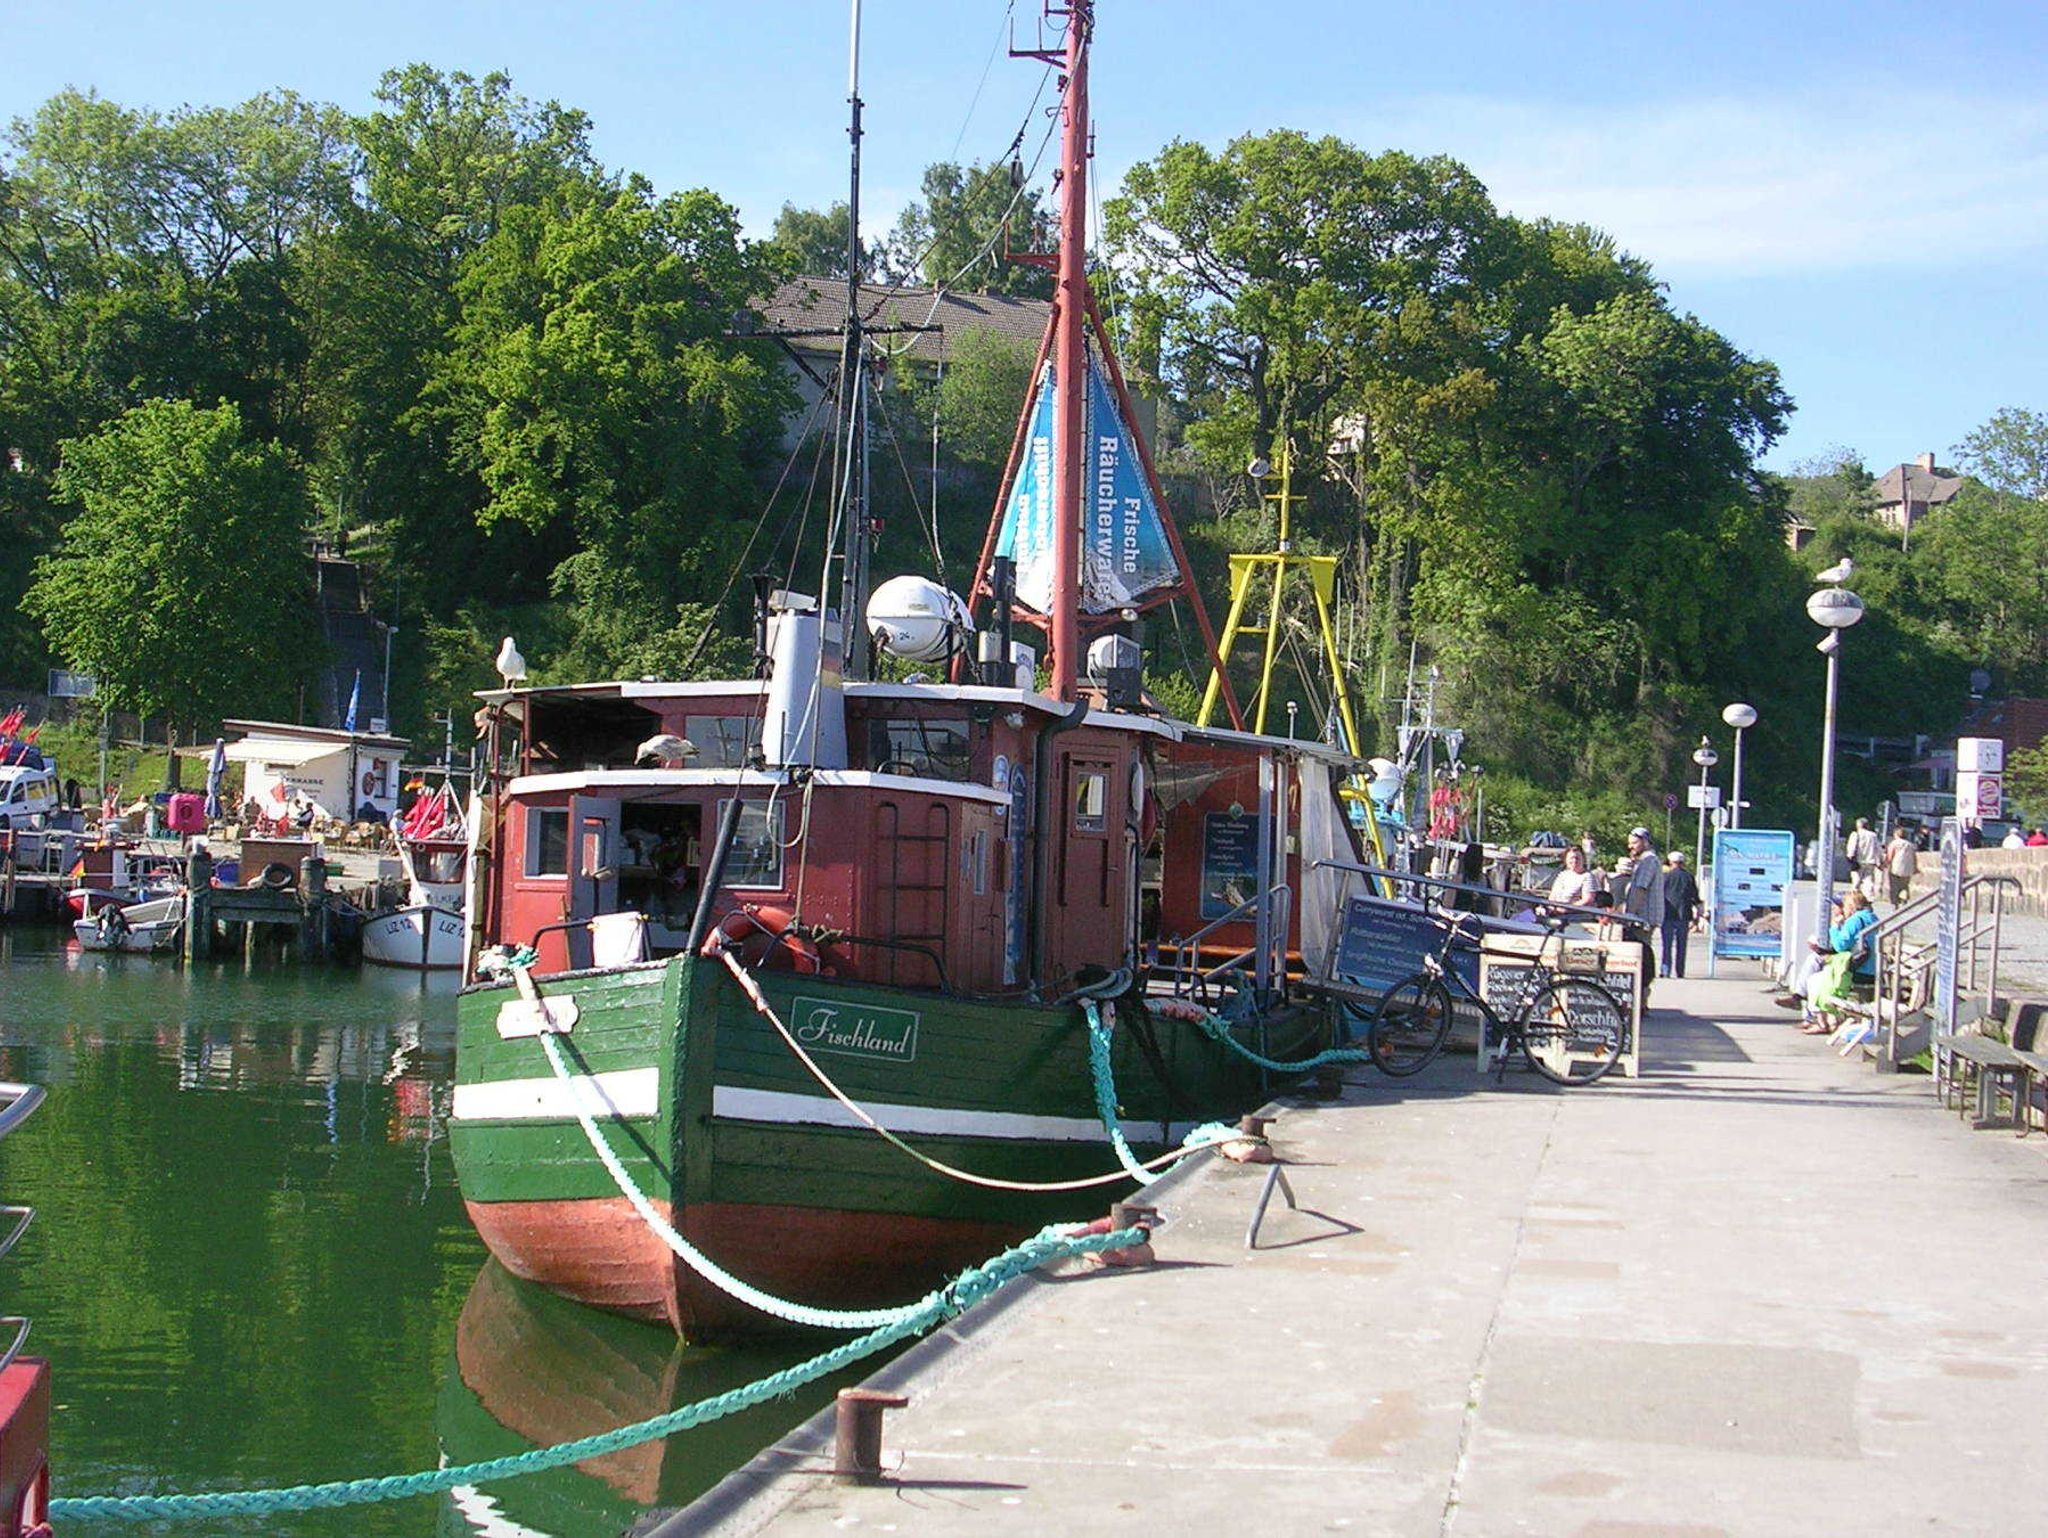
[681,956,2048,1537]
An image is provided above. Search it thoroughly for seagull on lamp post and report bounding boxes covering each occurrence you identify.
[1815,556,1855,585]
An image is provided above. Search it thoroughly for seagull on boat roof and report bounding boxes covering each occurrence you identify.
[495,636,527,684]
[634,733,699,769]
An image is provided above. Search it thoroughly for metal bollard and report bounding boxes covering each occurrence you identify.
[1224,1113,1275,1164]
[833,1388,909,1483]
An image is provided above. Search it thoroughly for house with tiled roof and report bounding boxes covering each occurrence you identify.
[1874,452,1964,538]
[750,277,1052,449]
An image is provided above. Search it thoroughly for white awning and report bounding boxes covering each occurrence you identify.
[224,739,346,768]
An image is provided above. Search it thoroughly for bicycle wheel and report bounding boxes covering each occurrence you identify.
[1368,974,1455,1077]
[1519,977,1627,1085]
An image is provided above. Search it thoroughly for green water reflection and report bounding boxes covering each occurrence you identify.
[0,930,856,1537]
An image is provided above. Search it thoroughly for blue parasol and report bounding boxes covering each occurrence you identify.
[204,737,228,821]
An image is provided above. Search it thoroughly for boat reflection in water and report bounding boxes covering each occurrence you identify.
[437,1261,875,1534]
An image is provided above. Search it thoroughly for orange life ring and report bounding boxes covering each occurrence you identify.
[700,902,824,974]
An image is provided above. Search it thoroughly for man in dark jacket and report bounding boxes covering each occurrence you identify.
[1661,849,1702,978]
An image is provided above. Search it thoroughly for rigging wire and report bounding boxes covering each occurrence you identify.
[946,0,1018,166]
[683,384,837,676]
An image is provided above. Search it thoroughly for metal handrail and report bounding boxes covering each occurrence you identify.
[1311,859,1656,934]
[0,1317,30,1379]
[1165,883,1292,1000]
[1867,874,2020,1066]
[0,1207,32,1265]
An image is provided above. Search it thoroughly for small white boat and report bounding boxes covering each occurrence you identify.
[361,896,466,970]
[362,801,467,971]
[74,892,186,954]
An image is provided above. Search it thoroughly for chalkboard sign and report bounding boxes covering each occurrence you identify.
[1330,895,1480,996]
[1200,811,1262,919]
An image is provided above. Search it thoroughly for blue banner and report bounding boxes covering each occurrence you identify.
[993,354,1181,615]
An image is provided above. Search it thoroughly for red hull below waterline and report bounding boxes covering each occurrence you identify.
[466,1196,1026,1337]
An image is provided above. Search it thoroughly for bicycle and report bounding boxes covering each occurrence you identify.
[1367,910,1631,1085]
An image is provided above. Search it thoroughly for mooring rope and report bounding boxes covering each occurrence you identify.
[713,948,1242,1191]
[1186,1009,1375,1075]
[48,1222,1145,1524]
[1082,999,1160,1184]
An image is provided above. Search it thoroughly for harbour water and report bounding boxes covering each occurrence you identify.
[0,929,868,1537]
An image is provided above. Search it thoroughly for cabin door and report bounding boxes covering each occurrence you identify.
[567,795,622,969]
[1045,746,1128,976]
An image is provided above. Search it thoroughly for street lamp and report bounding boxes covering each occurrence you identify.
[1691,735,1720,873]
[1807,579,1866,939]
[1722,702,1757,829]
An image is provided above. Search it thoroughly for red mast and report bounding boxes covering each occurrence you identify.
[1047,1,1090,702]
[974,2,1244,728]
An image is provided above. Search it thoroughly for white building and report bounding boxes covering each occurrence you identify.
[222,720,410,823]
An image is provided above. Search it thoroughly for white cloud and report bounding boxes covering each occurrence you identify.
[1343,93,2048,277]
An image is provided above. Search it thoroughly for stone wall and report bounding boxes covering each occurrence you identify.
[1899,846,2048,916]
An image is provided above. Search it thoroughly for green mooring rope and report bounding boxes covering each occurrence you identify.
[1187,1007,1373,1075]
[48,1223,1144,1525]
[1083,1000,1159,1184]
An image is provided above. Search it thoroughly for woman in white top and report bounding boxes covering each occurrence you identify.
[1547,846,1598,909]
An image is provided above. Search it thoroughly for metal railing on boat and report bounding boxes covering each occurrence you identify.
[0,1080,49,1531]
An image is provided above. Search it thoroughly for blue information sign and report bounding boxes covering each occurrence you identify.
[1708,828,1797,971]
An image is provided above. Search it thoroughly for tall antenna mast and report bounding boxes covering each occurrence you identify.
[837,0,873,680]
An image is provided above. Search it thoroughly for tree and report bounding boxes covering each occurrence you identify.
[23,399,319,729]
[428,178,793,678]
[1953,406,2048,505]
[885,161,1052,298]
[766,201,876,279]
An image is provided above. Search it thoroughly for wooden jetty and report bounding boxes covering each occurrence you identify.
[181,848,366,964]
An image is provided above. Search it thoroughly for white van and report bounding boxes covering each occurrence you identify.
[0,764,61,830]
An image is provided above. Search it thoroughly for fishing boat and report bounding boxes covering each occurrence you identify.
[361,785,468,971]
[449,0,1368,1337]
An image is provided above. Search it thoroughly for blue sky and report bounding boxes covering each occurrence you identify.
[6,0,2044,473]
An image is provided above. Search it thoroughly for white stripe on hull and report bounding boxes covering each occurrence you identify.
[452,1067,659,1122]
[449,1074,1183,1145]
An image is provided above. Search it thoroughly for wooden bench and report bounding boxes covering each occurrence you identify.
[1934,996,2044,1132]
[2001,996,2048,1136]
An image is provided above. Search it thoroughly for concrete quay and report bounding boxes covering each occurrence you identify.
[682,962,2048,1538]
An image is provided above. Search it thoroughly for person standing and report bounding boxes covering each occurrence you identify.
[1882,826,1919,905]
[1660,849,1701,978]
[1845,817,1881,899]
[1622,826,1665,983]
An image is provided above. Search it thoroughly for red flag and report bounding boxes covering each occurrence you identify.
[20,723,40,744]
[0,707,22,737]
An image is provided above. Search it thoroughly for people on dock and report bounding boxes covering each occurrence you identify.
[1660,849,1700,979]
[2002,825,2027,849]
[1620,826,1664,984]
[1846,816,1880,898]
[1546,846,1598,909]
[1797,889,1879,1033]
[1882,826,1919,905]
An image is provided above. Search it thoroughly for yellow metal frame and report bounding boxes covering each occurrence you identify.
[1195,442,1388,867]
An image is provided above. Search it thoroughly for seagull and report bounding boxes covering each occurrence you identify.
[495,636,527,685]
[1815,556,1854,585]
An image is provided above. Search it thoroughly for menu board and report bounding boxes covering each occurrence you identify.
[1199,811,1262,919]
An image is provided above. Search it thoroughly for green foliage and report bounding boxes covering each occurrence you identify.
[24,399,320,729]
[1953,406,2048,504]
[932,328,1037,470]
[766,201,877,279]
[885,161,1052,298]
[2007,741,2048,822]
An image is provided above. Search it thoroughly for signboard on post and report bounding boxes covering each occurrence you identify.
[1707,828,1797,976]
[1934,819,1962,1039]
[1686,785,1723,810]
[47,670,96,699]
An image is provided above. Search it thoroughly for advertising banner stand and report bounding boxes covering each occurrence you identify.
[1707,828,1798,978]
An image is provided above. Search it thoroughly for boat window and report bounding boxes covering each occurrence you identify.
[717,799,786,890]
[1073,769,1108,832]
[526,808,569,877]
[422,849,465,883]
[868,718,970,781]
[684,716,756,769]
